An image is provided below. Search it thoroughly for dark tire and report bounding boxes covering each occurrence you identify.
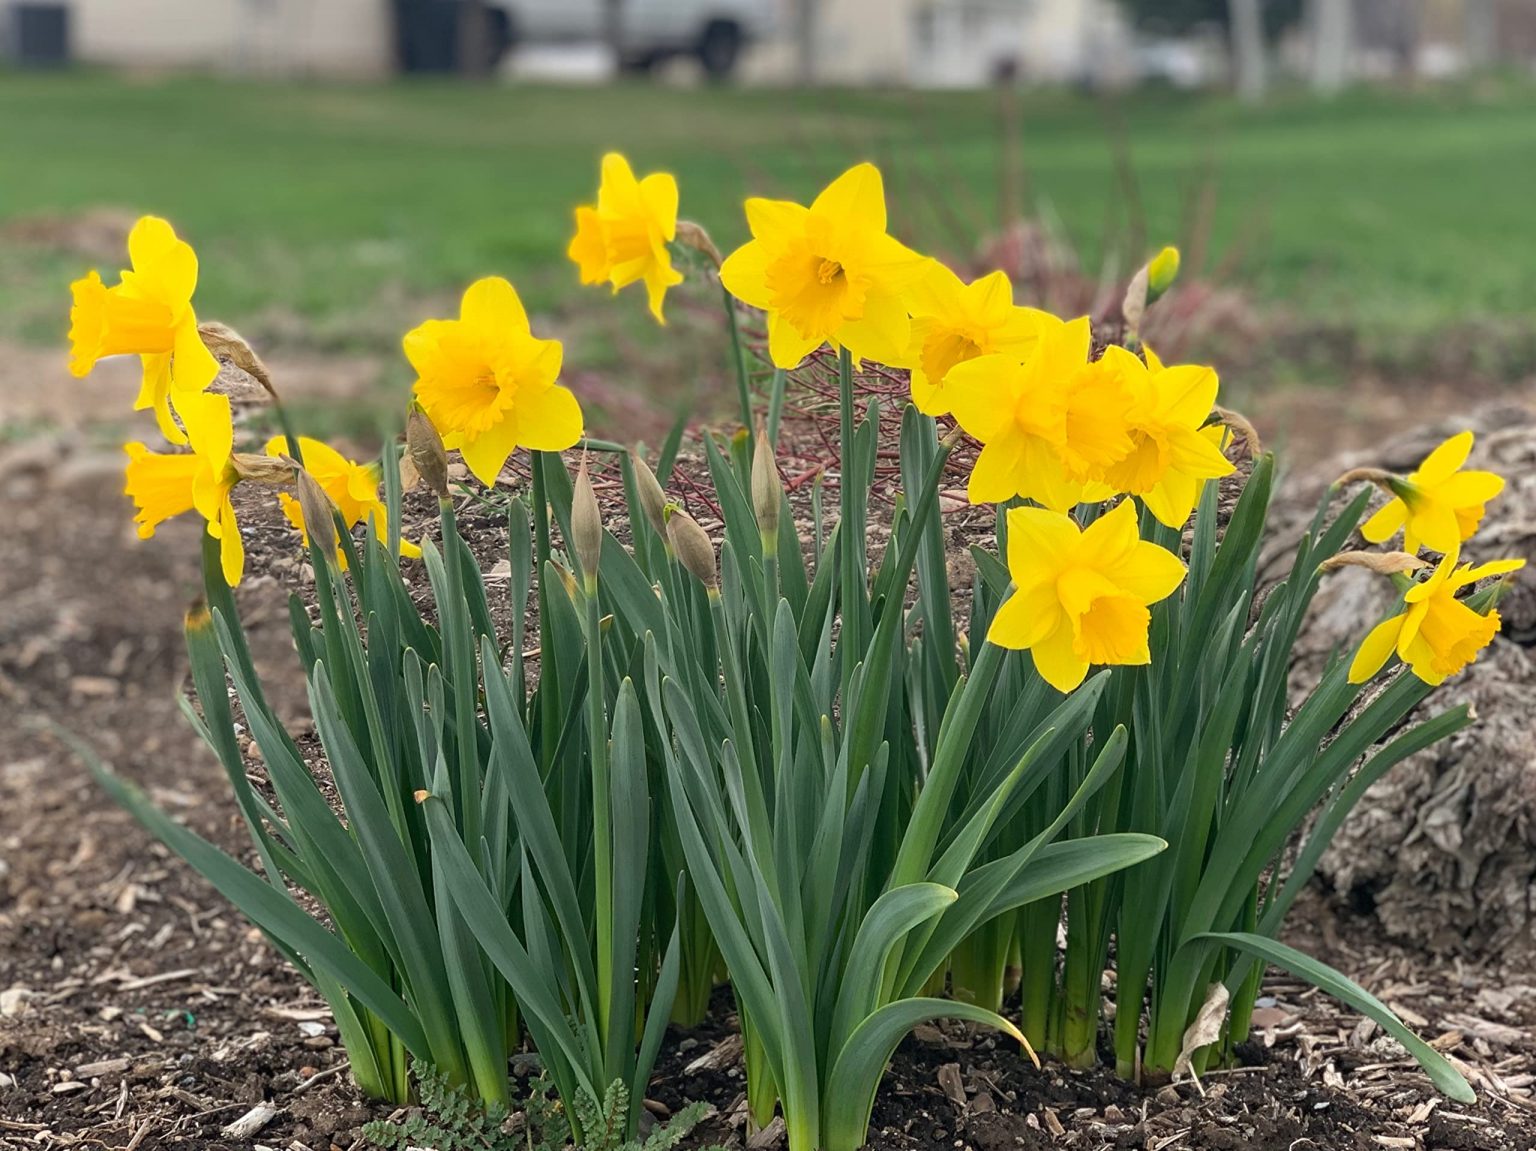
[486,6,516,68]
[697,20,742,81]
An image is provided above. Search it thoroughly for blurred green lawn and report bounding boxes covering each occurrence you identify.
[3,71,1534,366]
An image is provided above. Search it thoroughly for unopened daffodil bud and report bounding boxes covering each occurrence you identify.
[406,408,450,499]
[631,448,670,544]
[1122,245,1180,343]
[572,453,603,593]
[1146,246,1180,301]
[751,422,781,548]
[666,508,717,593]
[295,468,340,560]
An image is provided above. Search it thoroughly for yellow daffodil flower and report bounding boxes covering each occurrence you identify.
[123,442,244,586]
[1359,431,1505,555]
[988,499,1186,692]
[719,162,929,369]
[405,277,583,488]
[568,152,684,324]
[947,314,1132,511]
[905,263,1047,417]
[264,436,422,560]
[69,216,229,471]
[1097,345,1234,529]
[1349,546,1524,686]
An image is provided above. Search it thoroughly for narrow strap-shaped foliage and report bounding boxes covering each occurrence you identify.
[1193,932,1474,1103]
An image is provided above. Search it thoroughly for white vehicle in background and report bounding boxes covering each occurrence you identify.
[493,0,778,79]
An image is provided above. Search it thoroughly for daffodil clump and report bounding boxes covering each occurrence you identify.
[77,159,1511,1151]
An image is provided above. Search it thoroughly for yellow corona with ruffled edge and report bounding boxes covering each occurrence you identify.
[568,152,684,324]
[123,442,244,587]
[70,216,229,473]
[1349,547,1524,686]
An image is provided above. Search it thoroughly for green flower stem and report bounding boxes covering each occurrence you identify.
[765,367,788,446]
[723,283,755,439]
[438,498,482,846]
[837,346,864,699]
[532,451,561,771]
[584,584,615,1045]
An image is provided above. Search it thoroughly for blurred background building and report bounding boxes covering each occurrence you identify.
[2,0,1534,89]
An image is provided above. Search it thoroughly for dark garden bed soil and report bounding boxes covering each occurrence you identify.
[6,396,1536,1149]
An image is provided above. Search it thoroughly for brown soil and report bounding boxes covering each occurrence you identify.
[4,344,1534,1150]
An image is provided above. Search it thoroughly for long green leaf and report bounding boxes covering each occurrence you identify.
[823,998,1029,1151]
[1193,932,1474,1103]
[84,755,430,1057]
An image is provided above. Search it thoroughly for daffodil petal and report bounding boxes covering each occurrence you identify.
[838,292,912,369]
[1438,470,1504,504]
[1142,471,1201,530]
[905,260,967,317]
[1003,505,1080,575]
[457,415,522,487]
[514,384,583,452]
[1168,426,1236,479]
[1348,614,1404,683]
[1030,623,1090,693]
[766,312,823,370]
[967,433,1027,504]
[1457,557,1526,586]
[809,162,887,233]
[1409,504,1462,554]
[1361,499,1408,544]
[638,172,679,238]
[173,388,233,476]
[1159,365,1220,427]
[128,216,198,307]
[461,276,529,335]
[987,584,1063,650]
[218,496,245,586]
[719,238,775,310]
[945,354,1019,444]
[1414,431,1474,485]
[170,315,220,394]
